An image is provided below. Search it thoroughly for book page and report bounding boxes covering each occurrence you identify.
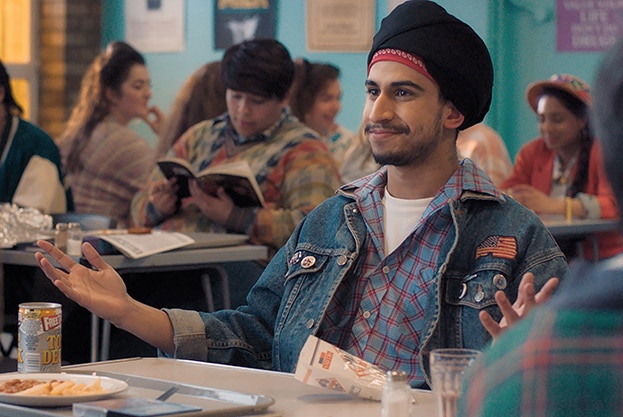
[99,231,195,259]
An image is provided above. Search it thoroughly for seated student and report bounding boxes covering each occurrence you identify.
[289,59,360,179]
[456,123,512,187]
[501,74,623,260]
[0,60,68,213]
[131,39,341,259]
[35,1,567,388]
[58,41,163,228]
[155,61,226,159]
[459,37,623,417]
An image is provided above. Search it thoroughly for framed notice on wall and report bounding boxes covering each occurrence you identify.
[557,0,623,52]
[214,0,277,50]
[306,0,375,52]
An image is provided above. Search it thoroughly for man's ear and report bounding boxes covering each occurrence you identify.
[443,101,465,130]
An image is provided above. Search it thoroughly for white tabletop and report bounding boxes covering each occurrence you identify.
[1,242,268,273]
[56,357,434,417]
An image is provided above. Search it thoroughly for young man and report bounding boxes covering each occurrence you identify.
[458,37,623,416]
[35,1,567,388]
[131,39,341,259]
[0,60,68,213]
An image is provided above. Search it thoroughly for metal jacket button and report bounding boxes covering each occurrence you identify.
[493,274,507,290]
[301,256,316,268]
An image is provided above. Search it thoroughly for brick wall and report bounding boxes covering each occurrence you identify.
[38,0,102,139]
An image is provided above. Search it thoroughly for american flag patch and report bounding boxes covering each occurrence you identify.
[475,236,517,260]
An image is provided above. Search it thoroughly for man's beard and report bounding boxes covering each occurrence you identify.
[367,118,444,166]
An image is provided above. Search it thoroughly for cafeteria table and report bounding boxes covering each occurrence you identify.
[0,357,436,416]
[2,237,268,362]
[541,216,620,261]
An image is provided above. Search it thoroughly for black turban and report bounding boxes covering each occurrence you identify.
[368,0,494,130]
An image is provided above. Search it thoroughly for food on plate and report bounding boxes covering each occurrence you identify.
[0,377,108,396]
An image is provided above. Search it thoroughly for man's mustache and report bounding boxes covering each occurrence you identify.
[364,123,410,135]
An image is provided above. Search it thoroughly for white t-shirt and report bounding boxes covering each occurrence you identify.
[383,188,434,255]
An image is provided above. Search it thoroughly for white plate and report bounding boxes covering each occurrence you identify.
[0,373,128,407]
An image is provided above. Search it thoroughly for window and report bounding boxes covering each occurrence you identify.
[0,0,36,121]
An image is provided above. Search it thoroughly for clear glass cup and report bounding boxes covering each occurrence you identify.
[430,348,480,417]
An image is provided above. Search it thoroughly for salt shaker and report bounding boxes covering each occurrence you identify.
[67,222,83,257]
[54,222,68,252]
[381,370,413,417]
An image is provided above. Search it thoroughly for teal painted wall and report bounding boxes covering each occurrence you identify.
[102,0,608,160]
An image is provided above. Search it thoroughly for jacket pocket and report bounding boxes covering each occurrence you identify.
[284,249,331,283]
[443,265,514,311]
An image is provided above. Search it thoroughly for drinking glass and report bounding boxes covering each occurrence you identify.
[430,348,480,417]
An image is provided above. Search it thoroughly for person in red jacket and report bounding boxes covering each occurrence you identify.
[501,73,623,260]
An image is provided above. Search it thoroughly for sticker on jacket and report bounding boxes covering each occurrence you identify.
[475,235,517,259]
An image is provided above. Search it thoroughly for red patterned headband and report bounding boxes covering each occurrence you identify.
[368,48,437,85]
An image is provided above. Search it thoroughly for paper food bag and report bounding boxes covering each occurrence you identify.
[294,335,387,401]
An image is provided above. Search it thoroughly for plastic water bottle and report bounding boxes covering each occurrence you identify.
[381,370,413,417]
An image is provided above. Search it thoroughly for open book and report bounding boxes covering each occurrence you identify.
[157,158,265,208]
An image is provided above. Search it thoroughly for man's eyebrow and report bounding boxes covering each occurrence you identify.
[365,79,425,92]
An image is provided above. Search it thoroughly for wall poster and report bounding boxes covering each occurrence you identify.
[125,0,185,53]
[557,0,623,52]
[306,0,375,52]
[214,0,277,50]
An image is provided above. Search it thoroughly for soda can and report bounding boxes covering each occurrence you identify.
[17,302,62,373]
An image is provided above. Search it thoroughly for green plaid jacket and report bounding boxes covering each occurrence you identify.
[459,255,623,417]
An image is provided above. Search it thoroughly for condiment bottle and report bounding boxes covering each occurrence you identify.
[67,222,83,257]
[54,222,68,252]
[381,370,413,417]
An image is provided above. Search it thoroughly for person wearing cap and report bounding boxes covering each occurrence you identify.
[33,1,568,388]
[0,60,69,213]
[501,74,623,260]
[459,38,623,417]
[131,39,341,260]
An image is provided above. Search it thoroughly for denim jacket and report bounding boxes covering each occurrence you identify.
[164,168,569,387]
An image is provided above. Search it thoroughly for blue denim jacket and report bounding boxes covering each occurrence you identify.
[164,171,569,387]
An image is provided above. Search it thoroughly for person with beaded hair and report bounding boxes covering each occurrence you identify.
[501,74,623,260]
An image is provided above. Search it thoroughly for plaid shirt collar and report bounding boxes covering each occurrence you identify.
[341,158,504,206]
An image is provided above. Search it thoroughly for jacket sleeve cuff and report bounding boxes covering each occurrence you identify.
[159,308,208,360]
[224,205,257,235]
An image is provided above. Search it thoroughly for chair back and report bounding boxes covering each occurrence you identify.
[51,213,117,231]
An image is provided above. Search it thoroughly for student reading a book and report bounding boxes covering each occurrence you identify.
[131,39,341,259]
[36,1,566,388]
[58,41,163,228]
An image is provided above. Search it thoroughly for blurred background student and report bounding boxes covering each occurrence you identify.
[155,61,226,159]
[0,60,69,214]
[289,59,361,181]
[457,122,512,187]
[57,41,163,228]
[501,74,623,261]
